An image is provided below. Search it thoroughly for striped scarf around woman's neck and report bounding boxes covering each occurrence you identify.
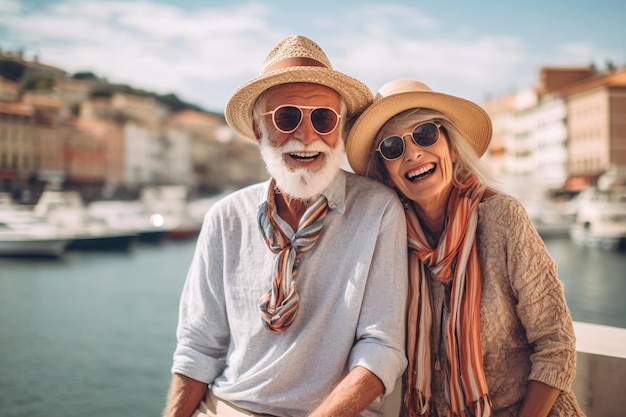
[404,176,492,417]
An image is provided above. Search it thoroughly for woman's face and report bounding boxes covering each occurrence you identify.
[379,120,457,210]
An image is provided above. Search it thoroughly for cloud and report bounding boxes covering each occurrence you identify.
[336,31,527,100]
[1,1,280,107]
[0,0,619,112]
[324,5,529,101]
[0,0,20,13]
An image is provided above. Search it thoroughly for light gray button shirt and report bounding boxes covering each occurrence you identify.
[172,170,408,417]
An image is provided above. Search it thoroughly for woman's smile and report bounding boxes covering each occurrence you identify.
[406,162,436,181]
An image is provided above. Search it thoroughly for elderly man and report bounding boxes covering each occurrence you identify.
[163,35,408,417]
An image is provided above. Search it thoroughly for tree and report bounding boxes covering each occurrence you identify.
[21,75,54,91]
[0,59,26,82]
[72,71,100,81]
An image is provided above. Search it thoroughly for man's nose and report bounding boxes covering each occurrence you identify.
[292,113,318,144]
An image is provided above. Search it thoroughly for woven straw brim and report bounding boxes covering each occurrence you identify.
[225,66,373,141]
[346,91,492,175]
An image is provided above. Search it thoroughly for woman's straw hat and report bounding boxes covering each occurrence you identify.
[225,35,373,141]
[346,79,492,175]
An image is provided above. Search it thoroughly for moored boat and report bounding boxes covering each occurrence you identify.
[87,200,170,243]
[569,186,626,251]
[0,208,72,257]
[139,186,202,240]
[33,190,139,251]
[524,199,575,239]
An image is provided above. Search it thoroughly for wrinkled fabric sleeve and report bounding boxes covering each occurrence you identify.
[349,197,409,395]
[171,210,230,384]
[503,198,577,391]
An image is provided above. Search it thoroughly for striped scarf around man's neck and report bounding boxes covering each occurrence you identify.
[257,179,329,331]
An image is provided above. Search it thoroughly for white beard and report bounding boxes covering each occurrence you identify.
[260,137,344,201]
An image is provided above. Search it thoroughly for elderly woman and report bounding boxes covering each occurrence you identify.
[346,79,585,417]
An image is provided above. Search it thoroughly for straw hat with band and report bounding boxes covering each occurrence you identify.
[225,35,373,141]
[346,79,492,176]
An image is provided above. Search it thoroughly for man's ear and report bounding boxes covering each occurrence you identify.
[252,120,262,142]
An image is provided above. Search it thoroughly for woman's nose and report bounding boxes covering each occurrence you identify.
[403,135,423,160]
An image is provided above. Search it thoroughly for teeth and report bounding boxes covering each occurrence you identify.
[290,152,319,159]
[407,164,434,179]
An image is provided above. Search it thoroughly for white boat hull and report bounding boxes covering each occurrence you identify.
[0,237,71,257]
[569,225,626,250]
[568,186,626,251]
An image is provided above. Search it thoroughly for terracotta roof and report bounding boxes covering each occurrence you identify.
[0,102,33,117]
[22,93,65,108]
[169,109,224,126]
[558,69,626,96]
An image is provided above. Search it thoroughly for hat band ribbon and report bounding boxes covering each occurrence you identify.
[263,57,328,73]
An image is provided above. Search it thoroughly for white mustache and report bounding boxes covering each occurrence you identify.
[279,139,333,154]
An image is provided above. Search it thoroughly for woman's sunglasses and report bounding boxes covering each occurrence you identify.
[376,121,442,161]
[263,104,341,135]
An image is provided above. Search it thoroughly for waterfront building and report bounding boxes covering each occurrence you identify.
[560,70,626,189]
[13,50,625,204]
[0,75,19,101]
[168,109,267,194]
[483,66,626,199]
[24,92,72,193]
[0,101,35,200]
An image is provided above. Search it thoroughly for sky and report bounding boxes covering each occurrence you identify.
[0,0,625,113]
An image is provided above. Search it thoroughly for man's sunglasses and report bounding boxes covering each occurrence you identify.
[263,105,341,135]
[376,121,442,161]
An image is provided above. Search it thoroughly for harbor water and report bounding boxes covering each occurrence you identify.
[0,236,625,417]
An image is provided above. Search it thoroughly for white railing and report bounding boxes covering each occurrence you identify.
[384,322,626,417]
[573,322,626,417]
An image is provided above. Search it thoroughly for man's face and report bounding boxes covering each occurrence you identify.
[257,83,345,201]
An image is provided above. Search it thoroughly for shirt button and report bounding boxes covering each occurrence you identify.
[329,203,336,209]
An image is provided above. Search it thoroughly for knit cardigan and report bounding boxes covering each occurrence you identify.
[424,193,585,417]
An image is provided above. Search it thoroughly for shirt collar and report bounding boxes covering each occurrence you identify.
[257,170,347,214]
